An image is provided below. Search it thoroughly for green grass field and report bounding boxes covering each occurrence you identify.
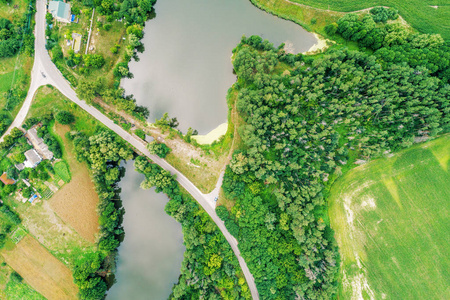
[54,161,71,183]
[288,0,450,40]
[329,135,450,299]
[252,0,450,40]
[9,227,27,245]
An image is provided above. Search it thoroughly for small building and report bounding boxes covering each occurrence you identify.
[0,173,16,185]
[72,32,82,53]
[26,128,53,160]
[48,1,71,23]
[24,149,42,168]
[15,163,25,171]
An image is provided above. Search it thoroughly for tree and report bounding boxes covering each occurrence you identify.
[147,141,170,158]
[56,111,75,124]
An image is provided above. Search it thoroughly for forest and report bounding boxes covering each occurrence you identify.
[216,25,450,299]
[134,156,251,299]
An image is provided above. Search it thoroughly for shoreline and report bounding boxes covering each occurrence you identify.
[303,32,330,54]
[192,123,228,145]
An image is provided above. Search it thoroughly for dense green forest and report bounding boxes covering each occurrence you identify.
[217,15,450,297]
[134,156,251,299]
[326,7,450,83]
[0,4,34,58]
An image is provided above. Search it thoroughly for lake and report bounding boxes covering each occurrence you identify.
[122,0,316,134]
[106,162,185,299]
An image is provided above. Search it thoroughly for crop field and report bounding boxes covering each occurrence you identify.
[287,0,450,40]
[49,124,99,243]
[2,235,78,300]
[329,135,450,299]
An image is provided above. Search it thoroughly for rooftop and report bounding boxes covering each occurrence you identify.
[26,127,53,160]
[0,173,16,185]
[24,149,42,168]
[48,1,71,21]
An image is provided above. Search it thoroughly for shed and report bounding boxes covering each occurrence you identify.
[72,32,82,53]
[48,1,71,23]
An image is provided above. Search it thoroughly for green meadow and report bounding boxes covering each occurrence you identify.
[329,135,450,299]
[289,0,450,40]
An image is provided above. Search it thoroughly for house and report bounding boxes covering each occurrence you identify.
[48,1,71,23]
[0,173,16,185]
[72,32,82,53]
[26,128,53,160]
[24,149,42,168]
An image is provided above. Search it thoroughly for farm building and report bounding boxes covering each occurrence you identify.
[24,149,42,169]
[26,128,54,160]
[48,1,71,23]
[0,173,16,185]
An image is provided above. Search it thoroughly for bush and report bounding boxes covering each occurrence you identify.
[134,129,145,140]
[147,141,171,158]
[55,111,75,124]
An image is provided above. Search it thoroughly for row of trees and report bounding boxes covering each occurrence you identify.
[76,77,150,120]
[71,129,133,299]
[218,36,450,299]
[134,156,251,299]
[73,132,129,298]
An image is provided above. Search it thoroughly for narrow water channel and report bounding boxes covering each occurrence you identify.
[106,162,185,299]
[122,0,316,134]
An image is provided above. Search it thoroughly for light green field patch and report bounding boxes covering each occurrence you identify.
[425,135,450,171]
[9,227,27,245]
[381,177,401,209]
[329,136,450,300]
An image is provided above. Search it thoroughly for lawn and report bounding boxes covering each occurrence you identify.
[54,161,71,183]
[28,85,101,136]
[329,135,450,299]
[9,227,27,245]
[0,0,28,20]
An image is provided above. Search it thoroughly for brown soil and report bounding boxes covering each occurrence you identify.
[2,235,78,300]
[49,124,99,243]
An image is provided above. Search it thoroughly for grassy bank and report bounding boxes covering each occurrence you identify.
[251,0,450,40]
[249,0,343,37]
[329,135,450,299]
[288,0,450,40]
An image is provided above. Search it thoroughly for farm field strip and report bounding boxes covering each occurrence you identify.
[2,235,78,300]
[329,136,450,299]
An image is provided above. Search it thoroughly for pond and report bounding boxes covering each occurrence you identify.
[106,162,185,299]
[122,0,316,134]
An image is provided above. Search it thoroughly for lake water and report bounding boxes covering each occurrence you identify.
[122,0,316,134]
[106,162,185,299]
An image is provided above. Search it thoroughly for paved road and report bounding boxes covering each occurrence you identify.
[0,1,259,298]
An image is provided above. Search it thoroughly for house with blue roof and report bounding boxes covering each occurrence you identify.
[48,1,71,23]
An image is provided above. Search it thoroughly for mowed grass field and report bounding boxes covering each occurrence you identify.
[2,235,78,300]
[288,0,450,40]
[329,135,450,299]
